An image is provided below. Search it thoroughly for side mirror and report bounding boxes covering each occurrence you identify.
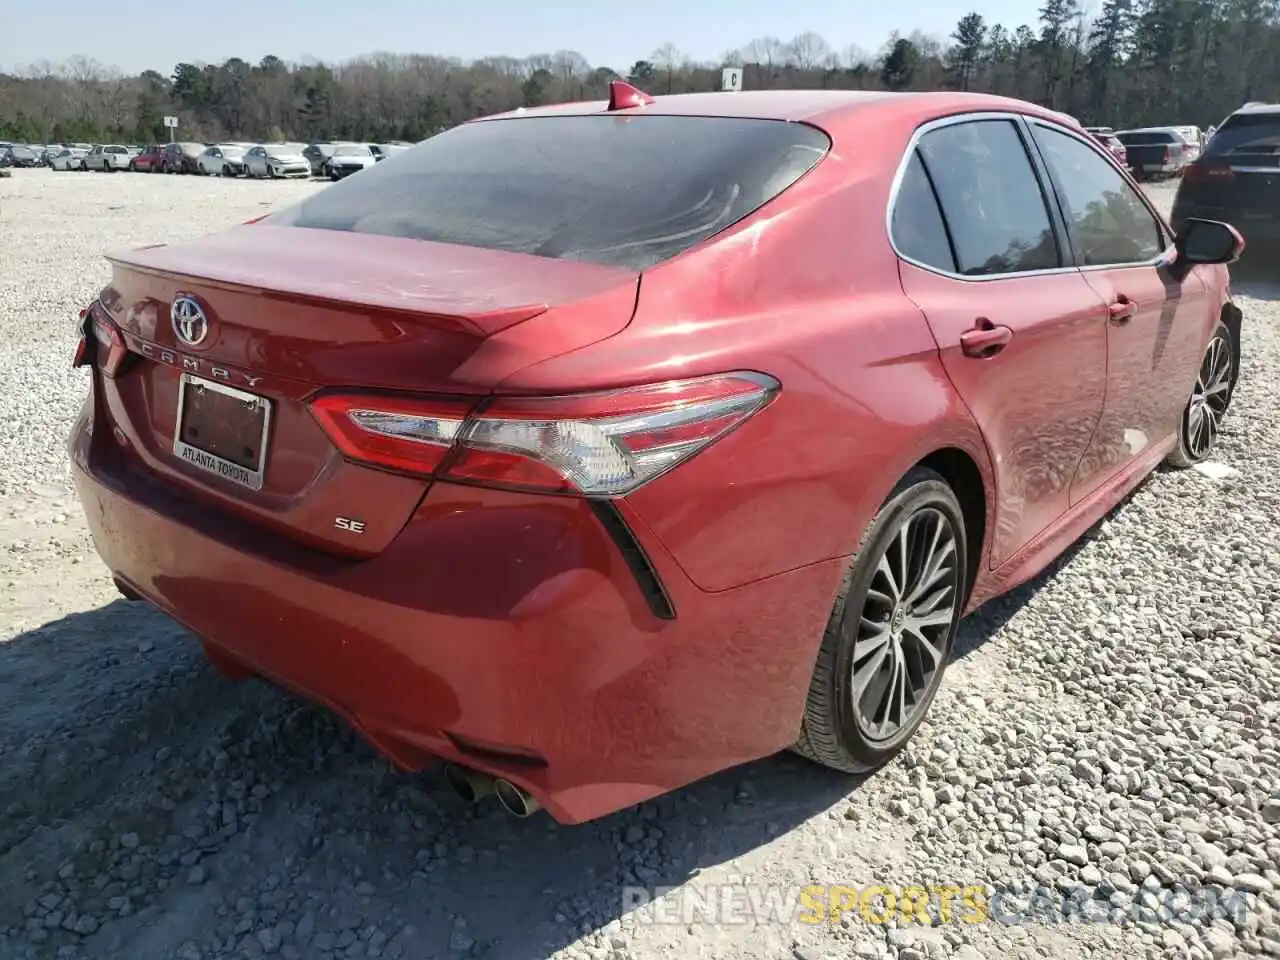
[1177,218,1245,265]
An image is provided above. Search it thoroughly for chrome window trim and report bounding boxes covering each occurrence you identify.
[885,110,1175,282]
[885,111,1075,282]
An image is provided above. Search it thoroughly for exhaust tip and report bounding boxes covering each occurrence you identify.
[443,763,494,804]
[494,778,541,818]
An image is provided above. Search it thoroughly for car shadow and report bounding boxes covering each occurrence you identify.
[1230,264,1280,300]
[0,480,1144,960]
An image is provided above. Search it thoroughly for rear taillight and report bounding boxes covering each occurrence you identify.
[73,305,130,376]
[1182,162,1234,184]
[310,372,780,497]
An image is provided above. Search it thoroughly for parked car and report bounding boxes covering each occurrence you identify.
[3,144,40,168]
[197,144,250,177]
[1087,130,1128,166]
[303,141,339,176]
[372,142,412,161]
[1114,127,1192,179]
[68,87,1245,825]
[162,142,205,174]
[50,147,89,171]
[243,143,310,178]
[131,145,166,172]
[83,144,132,172]
[326,143,378,179]
[1171,125,1205,162]
[1172,101,1280,259]
[40,146,61,166]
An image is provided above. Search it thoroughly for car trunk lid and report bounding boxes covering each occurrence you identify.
[94,224,640,557]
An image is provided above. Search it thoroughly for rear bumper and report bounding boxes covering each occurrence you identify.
[68,391,841,823]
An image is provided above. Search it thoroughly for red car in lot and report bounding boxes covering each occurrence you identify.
[130,144,166,172]
[69,85,1244,824]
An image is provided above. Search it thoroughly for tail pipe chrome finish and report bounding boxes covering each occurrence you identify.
[442,762,495,804]
[494,778,541,818]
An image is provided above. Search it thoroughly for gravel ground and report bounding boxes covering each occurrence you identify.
[0,169,1277,960]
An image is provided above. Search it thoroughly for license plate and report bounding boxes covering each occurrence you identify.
[173,374,271,490]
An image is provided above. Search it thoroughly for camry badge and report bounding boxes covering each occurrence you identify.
[171,295,209,347]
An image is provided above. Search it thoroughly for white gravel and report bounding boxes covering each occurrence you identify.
[0,169,1277,960]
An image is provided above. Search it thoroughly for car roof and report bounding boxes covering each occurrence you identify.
[1230,102,1280,116]
[478,89,1079,133]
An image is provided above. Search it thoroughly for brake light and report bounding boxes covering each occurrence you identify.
[72,305,130,376]
[1183,162,1234,184]
[309,372,780,496]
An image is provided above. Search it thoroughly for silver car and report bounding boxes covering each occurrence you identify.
[327,144,378,180]
[243,143,310,179]
[197,144,249,177]
[51,148,89,171]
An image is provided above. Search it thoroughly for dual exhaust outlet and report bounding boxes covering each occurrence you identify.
[442,762,541,818]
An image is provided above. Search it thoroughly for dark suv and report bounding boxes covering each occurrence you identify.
[1173,103,1280,257]
[162,142,205,174]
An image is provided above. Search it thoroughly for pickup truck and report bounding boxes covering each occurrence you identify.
[1115,128,1192,180]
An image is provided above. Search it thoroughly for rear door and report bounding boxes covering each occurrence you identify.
[893,115,1110,569]
[1027,119,1211,502]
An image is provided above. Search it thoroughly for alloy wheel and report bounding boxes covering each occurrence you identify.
[851,507,959,744]
[1186,334,1232,460]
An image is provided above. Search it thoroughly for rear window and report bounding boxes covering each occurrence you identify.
[1116,132,1176,145]
[105,146,127,154]
[266,115,831,270]
[1206,113,1280,156]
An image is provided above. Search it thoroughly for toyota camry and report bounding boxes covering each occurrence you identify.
[69,84,1245,824]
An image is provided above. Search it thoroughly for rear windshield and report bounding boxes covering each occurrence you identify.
[1206,113,1280,156]
[105,146,127,154]
[266,115,831,270]
[1117,132,1176,145]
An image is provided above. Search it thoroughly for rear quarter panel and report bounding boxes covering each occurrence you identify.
[495,117,997,593]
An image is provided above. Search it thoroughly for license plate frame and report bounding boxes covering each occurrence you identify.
[172,373,272,491]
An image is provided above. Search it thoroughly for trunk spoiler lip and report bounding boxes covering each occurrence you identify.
[103,227,641,338]
[102,253,551,338]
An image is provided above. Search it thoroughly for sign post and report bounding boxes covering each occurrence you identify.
[163,116,178,139]
[721,68,743,92]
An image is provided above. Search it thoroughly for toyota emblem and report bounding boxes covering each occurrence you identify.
[170,295,209,347]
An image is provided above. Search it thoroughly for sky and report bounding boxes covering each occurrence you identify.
[0,0,1049,76]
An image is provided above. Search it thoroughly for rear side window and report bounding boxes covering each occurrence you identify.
[916,120,1060,277]
[266,116,831,270]
[891,152,955,272]
[1206,113,1280,157]
[1117,132,1175,145]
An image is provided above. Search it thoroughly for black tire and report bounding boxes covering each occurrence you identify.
[1165,322,1235,468]
[222,164,232,177]
[128,160,136,172]
[793,468,967,773]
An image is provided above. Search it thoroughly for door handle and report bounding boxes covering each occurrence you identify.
[1108,296,1137,323]
[959,320,1014,358]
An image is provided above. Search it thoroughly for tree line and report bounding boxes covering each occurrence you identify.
[2,0,1278,146]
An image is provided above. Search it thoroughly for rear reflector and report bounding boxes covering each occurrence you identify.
[310,372,780,497]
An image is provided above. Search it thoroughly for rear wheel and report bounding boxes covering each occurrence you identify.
[794,468,966,773]
[1166,322,1235,468]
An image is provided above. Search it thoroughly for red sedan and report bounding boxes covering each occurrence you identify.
[69,85,1244,824]
[130,144,166,172]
